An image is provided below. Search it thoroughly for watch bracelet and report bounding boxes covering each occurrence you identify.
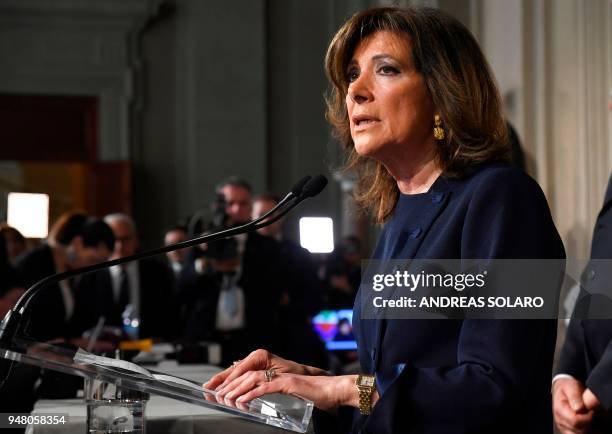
[358,386,373,415]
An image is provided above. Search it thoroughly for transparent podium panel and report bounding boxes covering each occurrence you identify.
[0,338,313,433]
[85,377,149,433]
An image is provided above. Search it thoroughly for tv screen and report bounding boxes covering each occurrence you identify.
[312,309,357,351]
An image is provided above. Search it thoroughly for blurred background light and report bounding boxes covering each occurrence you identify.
[7,192,49,238]
[299,217,334,253]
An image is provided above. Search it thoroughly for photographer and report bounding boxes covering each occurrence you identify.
[178,178,284,365]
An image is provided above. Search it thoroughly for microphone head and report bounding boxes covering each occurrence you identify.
[291,175,312,197]
[301,174,328,198]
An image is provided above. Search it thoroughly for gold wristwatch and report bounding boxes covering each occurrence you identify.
[356,374,376,415]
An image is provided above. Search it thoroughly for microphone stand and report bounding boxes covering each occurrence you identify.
[0,174,327,386]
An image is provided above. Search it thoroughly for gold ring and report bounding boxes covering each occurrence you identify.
[264,368,276,383]
[232,359,242,368]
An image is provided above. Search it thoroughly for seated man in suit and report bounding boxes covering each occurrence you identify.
[73,213,176,341]
[553,173,612,433]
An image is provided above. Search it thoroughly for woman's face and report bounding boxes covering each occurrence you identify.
[345,31,435,160]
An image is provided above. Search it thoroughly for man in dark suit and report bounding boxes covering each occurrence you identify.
[72,213,176,341]
[554,173,612,434]
[180,178,285,365]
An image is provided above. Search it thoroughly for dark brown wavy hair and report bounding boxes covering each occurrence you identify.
[325,7,510,223]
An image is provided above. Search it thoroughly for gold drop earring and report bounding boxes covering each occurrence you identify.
[433,114,445,140]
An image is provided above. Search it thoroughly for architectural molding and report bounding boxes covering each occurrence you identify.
[0,0,165,161]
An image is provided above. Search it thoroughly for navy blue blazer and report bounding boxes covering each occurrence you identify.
[332,164,565,434]
[557,173,612,418]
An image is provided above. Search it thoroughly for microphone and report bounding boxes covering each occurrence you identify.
[254,175,328,229]
[0,174,326,385]
[290,175,312,197]
[301,174,328,198]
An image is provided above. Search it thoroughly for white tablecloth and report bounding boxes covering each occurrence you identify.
[27,362,303,434]
[29,396,292,434]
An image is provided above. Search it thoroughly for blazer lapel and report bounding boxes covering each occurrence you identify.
[591,173,612,259]
[596,173,612,221]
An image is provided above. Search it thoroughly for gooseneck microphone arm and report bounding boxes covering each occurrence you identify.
[0,174,326,382]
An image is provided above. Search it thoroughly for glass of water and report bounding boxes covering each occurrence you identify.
[85,377,149,433]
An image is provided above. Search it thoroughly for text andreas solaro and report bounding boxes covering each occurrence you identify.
[360,259,566,320]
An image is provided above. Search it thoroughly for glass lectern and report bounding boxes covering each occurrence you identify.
[0,337,313,433]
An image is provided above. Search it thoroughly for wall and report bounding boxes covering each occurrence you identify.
[400,0,612,259]
[138,0,269,245]
[476,0,612,259]
[138,0,375,246]
[0,0,156,161]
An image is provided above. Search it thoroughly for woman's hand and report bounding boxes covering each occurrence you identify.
[203,349,326,391]
[221,372,359,413]
[205,350,381,413]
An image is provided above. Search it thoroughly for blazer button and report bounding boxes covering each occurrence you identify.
[409,228,422,239]
[431,193,444,203]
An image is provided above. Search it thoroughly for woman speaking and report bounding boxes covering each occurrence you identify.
[205,7,565,433]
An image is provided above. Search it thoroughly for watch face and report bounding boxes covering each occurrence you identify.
[359,376,375,387]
